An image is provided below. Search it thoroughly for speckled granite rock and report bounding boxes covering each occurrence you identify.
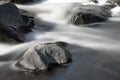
[15,42,72,72]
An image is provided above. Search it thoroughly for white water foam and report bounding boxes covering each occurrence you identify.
[1,0,120,55]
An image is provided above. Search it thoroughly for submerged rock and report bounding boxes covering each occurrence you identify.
[15,42,72,72]
[0,1,34,42]
[68,4,111,25]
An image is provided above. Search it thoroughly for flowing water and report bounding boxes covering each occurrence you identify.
[1,0,120,80]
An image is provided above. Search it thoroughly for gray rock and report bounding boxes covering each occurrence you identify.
[106,0,120,6]
[15,42,72,72]
[68,4,111,25]
[0,1,34,42]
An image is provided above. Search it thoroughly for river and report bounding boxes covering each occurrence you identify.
[0,0,120,80]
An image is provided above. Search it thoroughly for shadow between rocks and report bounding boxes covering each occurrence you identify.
[34,18,57,32]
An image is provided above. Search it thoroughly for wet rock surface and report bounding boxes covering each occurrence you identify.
[15,42,72,72]
[106,0,120,6]
[11,0,33,4]
[20,10,34,33]
[0,1,34,42]
[90,0,98,3]
[69,4,111,25]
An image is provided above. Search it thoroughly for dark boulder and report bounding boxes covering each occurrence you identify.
[11,0,33,4]
[19,10,34,33]
[90,0,98,3]
[15,42,72,72]
[68,4,111,25]
[0,1,34,42]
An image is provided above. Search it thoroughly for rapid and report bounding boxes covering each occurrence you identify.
[0,0,120,80]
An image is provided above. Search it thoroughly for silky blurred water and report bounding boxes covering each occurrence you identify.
[1,1,120,80]
[0,0,120,54]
